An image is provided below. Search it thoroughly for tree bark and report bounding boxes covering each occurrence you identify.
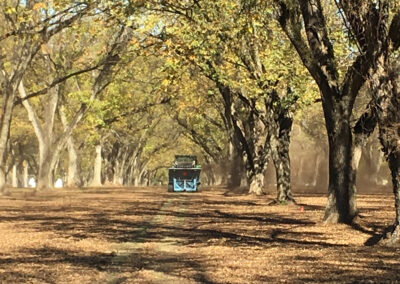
[11,164,17,187]
[113,159,125,186]
[60,107,80,188]
[0,169,6,193]
[0,85,15,192]
[227,142,245,188]
[323,109,356,223]
[372,55,400,244]
[246,119,270,196]
[23,161,28,188]
[379,154,400,246]
[271,136,294,203]
[271,100,295,203]
[90,145,102,187]
[248,172,265,195]
[37,148,58,191]
[389,154,400,226]
[247,157,268,193]
[66,137,80,187]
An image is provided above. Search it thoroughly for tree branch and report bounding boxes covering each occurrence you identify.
[14,64,101,105]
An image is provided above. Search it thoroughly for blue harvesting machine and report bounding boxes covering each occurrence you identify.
[168,155,201,192]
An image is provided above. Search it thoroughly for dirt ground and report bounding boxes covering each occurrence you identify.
[0,187,399,283]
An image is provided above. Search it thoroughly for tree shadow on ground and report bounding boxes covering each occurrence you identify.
[1,189,400,283]
[0,247,214,283]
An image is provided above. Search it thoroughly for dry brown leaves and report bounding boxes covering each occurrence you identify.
[0,187,399,283]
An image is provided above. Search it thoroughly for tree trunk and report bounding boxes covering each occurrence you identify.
[389,154,400,226]
[311,154,322,187]
[60,109,80,188]
[11,164,17,187]
[247,148,269,196]
[271,106,295,203]
[0,169,6,193]
[90,145,102,187]
[228,142,244,188]
[271,136,294,203]
[113,160,124,185]
[66,137,79,187]
[37,150,56,191]
[0,85,14,193]
[372,55,400,245]
[349,143,362,219]
[23,161,28,188]
[379,153,400,246]
[132,156,140,187]
[245,118,270,195]
[133,177,140,187]
[324,113,357,223]
[373,151,384,185]
[248,170,265,195]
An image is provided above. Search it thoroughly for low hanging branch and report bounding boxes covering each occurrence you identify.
[14,64,102,105]
[101,96,171,126]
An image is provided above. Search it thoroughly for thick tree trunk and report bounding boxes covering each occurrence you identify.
[245,118,270,195]
[247,152,269,195]
[124,161,134,186]
[324,113,357,224]
[36,138,66,191]
[60,107,81,188]
[113,160,124,185]
[90,145,102,187]
[228,142,244,188]
[133,177,140,187]
[389,154,400,226]
[372,55,400,245]
[131,156,140,187]
[66,137,79,187]
[37,153,56,191]
[248,170,265,195]
[272,138,294,203]
[0,169,6,193]
[0,86,14,193]
[103,157,114,185]
[271,108,295,203]
[379,153,400,246]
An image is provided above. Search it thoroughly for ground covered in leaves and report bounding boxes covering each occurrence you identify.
[0,186,399,283]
